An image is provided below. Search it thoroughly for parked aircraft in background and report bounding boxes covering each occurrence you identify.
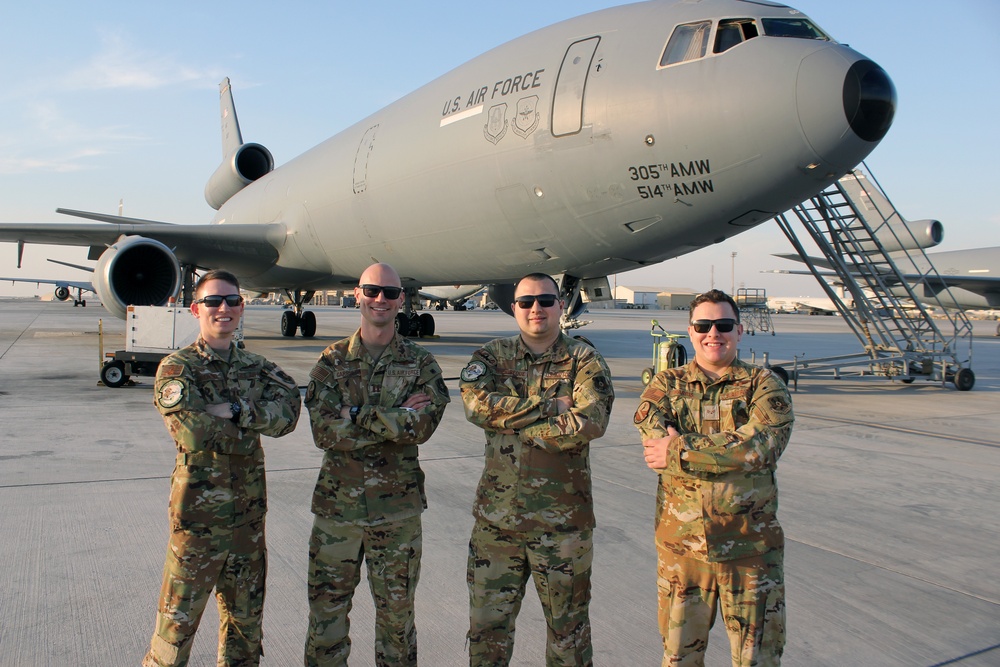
[0,274,95,306]
[774,246,1000,312]
[420,285,484,313]
[0,0,895,338]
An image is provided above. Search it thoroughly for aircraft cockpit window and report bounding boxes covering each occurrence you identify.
[714,18,759,54]
[659,21,711,67]
[760,18,830,40]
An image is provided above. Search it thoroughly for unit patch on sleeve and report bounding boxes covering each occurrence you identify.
[158,379,184,408]
[461,360,487,382]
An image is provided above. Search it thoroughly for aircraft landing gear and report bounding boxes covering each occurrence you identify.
[280,289,317,338]
[395,289,436,338]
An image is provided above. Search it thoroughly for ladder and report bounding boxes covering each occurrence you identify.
[772,164,975,390]
[736,288,774,336]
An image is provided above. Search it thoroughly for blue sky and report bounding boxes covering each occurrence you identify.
[1,0,997,298]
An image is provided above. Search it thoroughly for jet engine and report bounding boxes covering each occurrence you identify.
[204,142,274,210]
[92,236,182,319]
[53,285,70,301]
[846,219,943,254]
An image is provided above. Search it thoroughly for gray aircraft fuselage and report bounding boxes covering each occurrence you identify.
[215,0,893,294]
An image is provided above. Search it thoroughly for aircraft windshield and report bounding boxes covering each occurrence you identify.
[660,21,711,66]
[760,18,829,40]
[660,16,829,67]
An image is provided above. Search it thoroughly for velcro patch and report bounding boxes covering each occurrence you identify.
[157,379,184,409]
[159,364,184,378]
[461,360,487,382]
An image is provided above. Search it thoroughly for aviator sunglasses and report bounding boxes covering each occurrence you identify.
[515,294,559,309]
[194,294,244,308]
[690,318,737,334]
[359,284,403,299]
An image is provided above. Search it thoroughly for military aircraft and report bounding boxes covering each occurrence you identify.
[0,0,896,338]
[0,275,94,307]
[421,285,484,313]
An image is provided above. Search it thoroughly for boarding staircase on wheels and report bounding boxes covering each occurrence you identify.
[772,165,975,390]
[736,288,775,336]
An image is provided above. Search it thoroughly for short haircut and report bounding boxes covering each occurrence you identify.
[689,289,740,323]
[195,269,241,296]
[514,272,559,295]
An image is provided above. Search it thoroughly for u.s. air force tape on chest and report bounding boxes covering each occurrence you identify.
[461,360,487,382]
[158,379,184,408]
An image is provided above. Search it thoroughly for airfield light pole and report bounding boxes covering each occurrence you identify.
[731,252,737,295]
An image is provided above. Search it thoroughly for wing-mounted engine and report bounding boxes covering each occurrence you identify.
[53,285,70,301]
[203,77,274,210]
[92,236,182,319]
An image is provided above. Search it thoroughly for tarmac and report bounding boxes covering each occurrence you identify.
[1,299,998,666]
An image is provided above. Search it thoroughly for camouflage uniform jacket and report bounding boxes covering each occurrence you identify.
[153,337,301,527]
[305,329,449,525]
[460,333,614,533]
[634,358,794,562]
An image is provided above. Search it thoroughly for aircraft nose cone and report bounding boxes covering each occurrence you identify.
[796,46,896,172]
[842,60,896,142]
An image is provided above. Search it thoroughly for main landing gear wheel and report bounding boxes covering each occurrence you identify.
[280,310,298,337]
[418,312,435,337]
[101,360,129,388]
[300,310,317,338]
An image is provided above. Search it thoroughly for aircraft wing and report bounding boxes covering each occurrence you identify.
[0,276,95,293]
[772,254,1000,294]
[0,209,284,273]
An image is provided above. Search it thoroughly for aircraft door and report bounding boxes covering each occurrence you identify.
[551,36,600,137]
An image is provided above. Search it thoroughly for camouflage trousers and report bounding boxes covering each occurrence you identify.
[142,518,267,667]
[656,547,785,667]
[304,514,422,667]
[467,520,594,667]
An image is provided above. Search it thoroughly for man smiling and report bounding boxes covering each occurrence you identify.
[634,289,794,667]
[303,262,449,666]
[143,269,301,667]
[460,272,614,666]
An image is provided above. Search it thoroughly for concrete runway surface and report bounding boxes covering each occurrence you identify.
[1,299,998,666]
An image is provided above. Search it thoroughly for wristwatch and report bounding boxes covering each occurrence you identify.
[230,400,243,424]
[349,405,360,424]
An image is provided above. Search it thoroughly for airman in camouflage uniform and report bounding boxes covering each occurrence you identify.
[303,263,449,667]
[143,270,301,667]
[460,273,614,667]
[634,290,794,667]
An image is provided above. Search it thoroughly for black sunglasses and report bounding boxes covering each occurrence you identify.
[359,284,403,300]
[514,294,558,309]
[195,294,244,308]
[690,318,737,334]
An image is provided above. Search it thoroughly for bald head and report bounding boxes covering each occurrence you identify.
[358,263,402,288]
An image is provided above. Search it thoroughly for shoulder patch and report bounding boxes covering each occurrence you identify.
[592,375,612,395]
[159,364,184,378]
[305,380,316,403]
[461,360,487,382]
[633,400,652,424]
[157,379,184,409]
[310,365,333,383]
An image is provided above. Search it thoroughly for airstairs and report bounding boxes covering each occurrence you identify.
[736,288,774,336]
[772,165,976,390]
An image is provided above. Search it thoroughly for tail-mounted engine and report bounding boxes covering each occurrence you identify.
[204,142,274,210]
[92,236,182,319]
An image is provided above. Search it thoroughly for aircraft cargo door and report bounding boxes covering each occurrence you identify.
[551,36,600,137]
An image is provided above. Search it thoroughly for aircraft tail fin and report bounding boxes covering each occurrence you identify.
[219,77,243,157]
[204,78,275,210]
